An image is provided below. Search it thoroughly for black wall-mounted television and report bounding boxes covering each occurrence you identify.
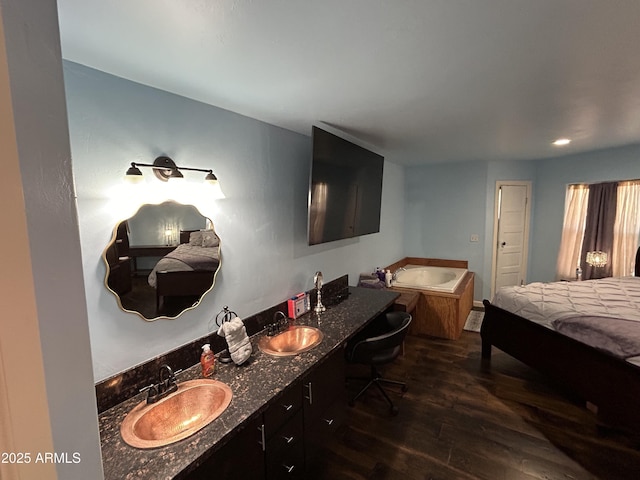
[307,126,384,245]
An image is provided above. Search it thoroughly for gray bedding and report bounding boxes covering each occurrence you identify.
[148,243,220,287]
[493,277,640,364]
[552,315,640,359]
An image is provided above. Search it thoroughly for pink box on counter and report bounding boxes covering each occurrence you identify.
[287,292,310,319]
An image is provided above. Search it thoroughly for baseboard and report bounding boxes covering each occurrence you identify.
[473,300,484,309]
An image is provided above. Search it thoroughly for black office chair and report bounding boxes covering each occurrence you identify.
[345,311,412,415]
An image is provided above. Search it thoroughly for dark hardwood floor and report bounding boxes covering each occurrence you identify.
[314,330,640,480]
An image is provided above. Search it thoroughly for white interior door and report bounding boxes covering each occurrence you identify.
[492,182,531,296]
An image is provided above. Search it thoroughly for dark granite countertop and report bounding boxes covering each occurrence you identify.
[98,287,398,480]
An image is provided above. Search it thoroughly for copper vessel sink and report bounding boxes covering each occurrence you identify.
[120,379,232,449]
[258,326,323,356]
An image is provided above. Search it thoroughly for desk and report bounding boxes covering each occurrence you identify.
[389,289,418,354]
[390,289,419,315]
[129,245,176,275]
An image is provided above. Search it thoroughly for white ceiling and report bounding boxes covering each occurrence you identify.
[56,0,640,166]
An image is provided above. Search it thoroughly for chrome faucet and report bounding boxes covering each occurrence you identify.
[314,271,326,313]
[392,267,406,281]
[141,364,181,404]
[267,311,289,336]
[159,365,177,389]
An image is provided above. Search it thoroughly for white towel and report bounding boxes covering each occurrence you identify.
[217,317,252,365]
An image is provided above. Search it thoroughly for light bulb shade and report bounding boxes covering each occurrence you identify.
[125,164,144,183]
[586,251,608,267]
[169,168,184,179]
[204,172,218,184]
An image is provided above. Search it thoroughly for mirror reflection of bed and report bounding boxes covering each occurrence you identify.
[104,202,221,320]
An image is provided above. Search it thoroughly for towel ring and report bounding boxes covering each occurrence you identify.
[215,305,238,327]
[213,306,238,364]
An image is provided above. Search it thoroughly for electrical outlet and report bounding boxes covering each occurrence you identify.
[470,234,479,242]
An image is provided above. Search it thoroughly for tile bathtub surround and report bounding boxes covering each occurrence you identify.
[95,275,350,413]
[98,285,398,480]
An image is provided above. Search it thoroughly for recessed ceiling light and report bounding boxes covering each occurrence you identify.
[552,138,571,146]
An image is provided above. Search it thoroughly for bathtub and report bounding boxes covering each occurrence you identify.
[392,265,468,293]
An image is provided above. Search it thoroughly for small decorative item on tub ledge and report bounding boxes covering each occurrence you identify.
[357,273,385,289]
[385,269,392,287]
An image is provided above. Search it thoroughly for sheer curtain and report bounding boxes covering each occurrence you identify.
[555,184,589,280]
[612,181,640,276]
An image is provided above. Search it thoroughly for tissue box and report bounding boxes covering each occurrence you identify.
[288,292,310,319]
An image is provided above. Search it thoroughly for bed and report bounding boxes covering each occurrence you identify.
[481,253,640,431]
[148,230,221,310]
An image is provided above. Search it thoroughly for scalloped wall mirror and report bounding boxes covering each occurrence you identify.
[103,201,221,320]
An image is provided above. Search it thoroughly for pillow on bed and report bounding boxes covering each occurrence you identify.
[201,230,219,248]
[189,231,204,246]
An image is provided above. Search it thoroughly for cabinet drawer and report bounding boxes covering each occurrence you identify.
[304,398,347,473]
[308,397,346,445]
[263,382,302,439]
[304,347,346,420]
[266,440,305,480]
[266,410,304,459]
[186,415,265,480]
[266,411,305,480]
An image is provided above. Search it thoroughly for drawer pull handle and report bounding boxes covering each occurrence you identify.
[282,403,293,411]
[324,418,334,426]
[282,435,295,444]
[305,382,313,405]
[283,464,295,473]
[258,424,266,452]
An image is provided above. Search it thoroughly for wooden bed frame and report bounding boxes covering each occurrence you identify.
[155,230,219,311]
[481,297,640,431]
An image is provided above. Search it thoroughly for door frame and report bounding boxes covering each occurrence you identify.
[490,180,532,298]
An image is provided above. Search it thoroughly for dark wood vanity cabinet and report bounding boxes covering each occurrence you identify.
[264,347,347,478]
[303,346,347,474]
[263,383,305,479]
[186,346,347,480]
[185,414,265,480]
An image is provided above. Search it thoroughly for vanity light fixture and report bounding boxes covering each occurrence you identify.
[125,156,220,186]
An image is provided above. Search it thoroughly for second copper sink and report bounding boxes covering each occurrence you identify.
[120,379,232,449]
[258,325,323,356]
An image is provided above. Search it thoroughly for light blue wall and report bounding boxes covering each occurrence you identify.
[529,144,640,282]
[404,146,640,302]
[404,161,488,298]
[64,61,405,382]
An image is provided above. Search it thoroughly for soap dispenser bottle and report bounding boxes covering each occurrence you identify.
[385,269,392,287]
[201,344,215,377]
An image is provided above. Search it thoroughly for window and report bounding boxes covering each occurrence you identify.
[556,181,640,280]
[612,182,640,276]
